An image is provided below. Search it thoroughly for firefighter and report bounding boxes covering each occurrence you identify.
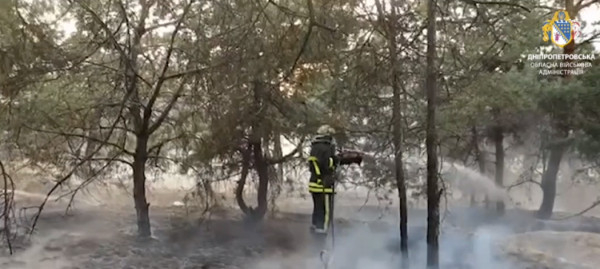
[308,125,339,234]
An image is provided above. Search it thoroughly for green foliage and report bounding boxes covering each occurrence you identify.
[0,0,598,214]
[0,1,64,97]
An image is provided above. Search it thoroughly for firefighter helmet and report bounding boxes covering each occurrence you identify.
[316,125,335,136]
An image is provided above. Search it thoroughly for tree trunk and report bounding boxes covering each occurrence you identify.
[492,126,505,214]
[537,141,567,219]
[470,126,486,206]
[235,140,270,222]
[243,80,269,222]
[236,145,252,215]
[133,134,151,237]
[121,3,151,238]
[269,134,284,215]
[274,134,284,184]
[425,0,439,267]
[252,139,269,220]
[379,0,409,263]
[395,153,409,261]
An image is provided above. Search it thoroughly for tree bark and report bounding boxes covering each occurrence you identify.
[133,134,151,237]
[394,143,409,264]
[274,134,284,184]
[235,145,252,216]
[269,134,284,215]
[492,126,505,214]
[239,80,270,222]
[378,0,409,263]
[122,1,151,238]
[537,140,567,219]
[470,126,486,206]
[252,139,269,220]
[425,0,439,267]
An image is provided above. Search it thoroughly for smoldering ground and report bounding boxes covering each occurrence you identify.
[2,160,600,269]
[249,207,519,269]
[248,162,599,269]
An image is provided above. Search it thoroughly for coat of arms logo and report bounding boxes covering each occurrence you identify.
[542,10,582,48]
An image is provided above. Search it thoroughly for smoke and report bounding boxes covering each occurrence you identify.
[250,211,517,269]
[248,163,519,269]
[249,223,516,269]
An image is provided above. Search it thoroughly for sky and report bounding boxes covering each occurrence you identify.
[577,4,600,50]
[578,5,600,51]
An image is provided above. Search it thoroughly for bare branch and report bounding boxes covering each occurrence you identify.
[553,198,600,220]
[23,126,134,156]
[148,134,187,152]
[467,0,531,13]
[506,178,541,192]
[28,154,92,234]
[70,155,133,167]
[266,138,305,164]
[145,20,179,32]
[0,160,15,254]
[116,0,132,31]
[576,0,600,13]
[576,31,600,49]
[73,0,153,89]
[58,154,120,214]
[144,0,196,127]
[98,125,136,134]
[266,0,307,18]
[148,77,188,135]
[161,61,231,81]
[23,95,130,235]
[27,57,134,233]
[283,0,317,81]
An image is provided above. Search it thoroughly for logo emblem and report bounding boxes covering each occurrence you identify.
[542,10,580,48]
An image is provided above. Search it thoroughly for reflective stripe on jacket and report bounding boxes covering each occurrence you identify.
[308,156,335,193]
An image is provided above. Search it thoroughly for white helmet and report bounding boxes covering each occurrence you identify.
[316,125,335,135]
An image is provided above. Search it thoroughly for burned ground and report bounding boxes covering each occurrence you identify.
[2,199,600,269]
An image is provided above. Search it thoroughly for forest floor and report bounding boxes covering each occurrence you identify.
[1,189,600,269]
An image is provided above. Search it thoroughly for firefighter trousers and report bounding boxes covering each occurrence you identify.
[311,192,334,232]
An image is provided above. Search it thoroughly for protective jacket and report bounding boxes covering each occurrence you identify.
[307,135,338,193]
